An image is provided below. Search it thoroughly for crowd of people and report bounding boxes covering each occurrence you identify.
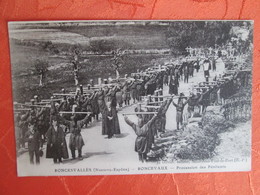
[14,46,251,164]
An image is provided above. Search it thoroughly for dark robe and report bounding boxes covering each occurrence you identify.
[46,126,69,159]
[91,92,100,116]
[102,106,109,135]
[97,90,106,114]
[108,88,121,135]
[169,76,178,95]
[106,108,114,137]
[130,81,138,100]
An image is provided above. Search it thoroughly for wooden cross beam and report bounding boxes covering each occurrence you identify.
[240,69,251,72]
[83,90,96,93]
[14,102,27,106]
[142,95,177,98]
[82,88,97,91]
[133,73,149,76]
[202,83,217,87]
[53,93,79,96]
[69,92,91,95]
[224,72,235,76]
[109,77,128,82]
[22,104,51,108]
[142,105,161,108]
[146,71,160,74]
[217,79,229,82]
[14,112,22,114]
[35,102,51,105]
[41,98,62,102]
[222,75,234,78]
[198,82,217,87]
[122,112,157,115]
[145,101,165,104]
[14,102,48,108]
[226,69,237,72]
[200,81,218,84]
[14,108,31,111]
[155,89,163,92]
[95,84,114,87]
[193,86,210,89]
[59,111,92,114]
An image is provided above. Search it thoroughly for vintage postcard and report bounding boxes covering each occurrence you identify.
[8,20,252,176]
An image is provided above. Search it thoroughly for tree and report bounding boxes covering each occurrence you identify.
[111,48,125,79]
[34,59,48,86]
[165,21,250,55]
[166,21,199,55]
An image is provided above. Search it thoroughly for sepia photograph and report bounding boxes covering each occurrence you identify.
[8,20,253,176]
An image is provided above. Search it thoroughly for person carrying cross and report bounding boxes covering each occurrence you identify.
[124,113,157,162]
[172,93,188,130]
[59,113,89,160]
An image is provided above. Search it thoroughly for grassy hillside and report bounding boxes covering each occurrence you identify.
[9,23,173,102]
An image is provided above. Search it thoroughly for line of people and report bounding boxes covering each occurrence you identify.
[14,48,250,165]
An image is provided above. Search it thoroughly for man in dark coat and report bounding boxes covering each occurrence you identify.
[90,91,100,120]
[105,102,114,139]
[25,121,43,164]
[168,74,178,95]
[106,85,121,135]
[46,116,69,163]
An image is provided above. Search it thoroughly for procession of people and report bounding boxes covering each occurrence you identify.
[13,41,251,164]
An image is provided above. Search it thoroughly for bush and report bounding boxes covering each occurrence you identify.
[166,106,235,161]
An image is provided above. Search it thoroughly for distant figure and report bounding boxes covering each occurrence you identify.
[168,72,178,95]
[122,81,131,106]
[212,57,216,71]
[203,58,211,82]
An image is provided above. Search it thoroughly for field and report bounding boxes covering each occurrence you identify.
[9,24,171,102]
